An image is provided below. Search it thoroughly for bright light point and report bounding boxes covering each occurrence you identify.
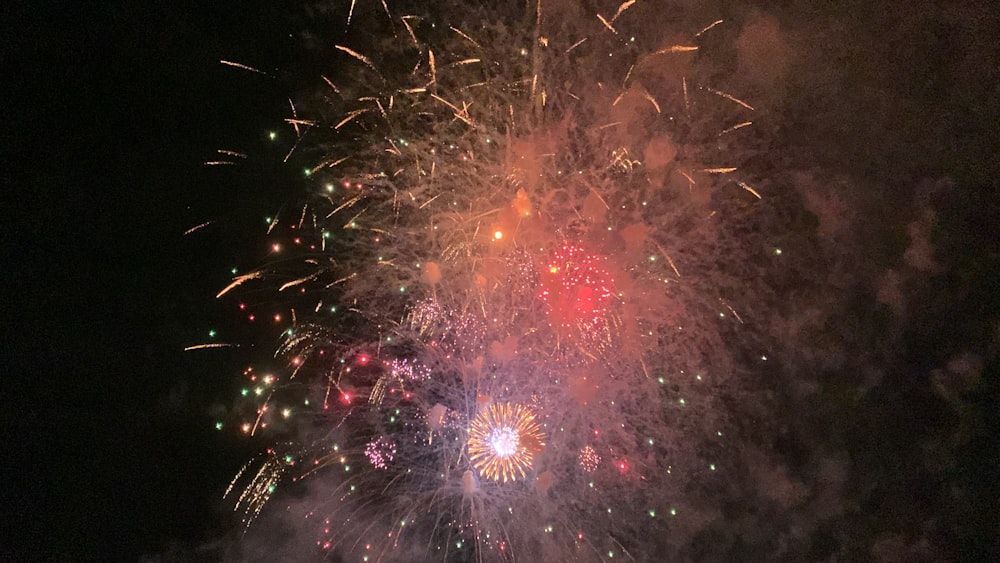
[648,510,656,518]
[282,408,291,418]
[670,508,677,516]
[774,248,782,255]
[679,398,686,405]
[268,131,276,141]
[215,421,223,430]
[272,243,281,252]
[658,377,665,384]
[399,286,406,293]
[325,183,334,192]
[208,329,216,338]
[303,168,311,176]
[710,464,716,471]
[230,267,238,275]
[493,230,503,240]
[489,427,519,457]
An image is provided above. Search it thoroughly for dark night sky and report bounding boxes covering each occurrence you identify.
[3,0,998,561]
[3,1,298,559]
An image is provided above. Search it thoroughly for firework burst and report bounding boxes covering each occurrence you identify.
[205,0,773,560]
[467,402,546,483]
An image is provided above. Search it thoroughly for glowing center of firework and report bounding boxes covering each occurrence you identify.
[489,427,519,457]
[467,403,546,483]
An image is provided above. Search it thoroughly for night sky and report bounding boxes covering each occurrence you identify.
[4,1,998,561]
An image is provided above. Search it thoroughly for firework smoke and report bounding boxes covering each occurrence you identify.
[213,1,783,561]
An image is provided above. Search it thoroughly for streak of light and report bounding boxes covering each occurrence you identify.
[335,45,380,76]
[312,156,349,174]
[565,38,587,53]
[428,50,437,86]
[644,92,661,113]
[654,242,681,277]
[321,75,341,95]
[588,187,610,210]
[683,76,690,116]
[738,181,762,199]
[696,19,725,37]
[704,86,755,111]
[400,16,419,47]
[719,121,753,136]
[451,27,482,49]
[335,109,371,130]
[183,221,211,236]
[184,343,238,351]
[325,273,358,289]
[220,60,268,75]
[679,169,696,188]
[327,195,363,218]
[597,14,616,34]
[217,271,263,298]
[721,300,744,324]
[653,45,698,55]
[611,0,636,23]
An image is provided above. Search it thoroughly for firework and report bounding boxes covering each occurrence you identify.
[207,1,770,560]
[578,445,601,473]
[467,402,546,483]
[538,243,615,341]
[365,436,397,470]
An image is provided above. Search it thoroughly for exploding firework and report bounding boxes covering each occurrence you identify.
[467,403,546,483]
[578,445,601,473]
[205,0,772,560]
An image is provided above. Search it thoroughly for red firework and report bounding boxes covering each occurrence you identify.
[538,244,614,335]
